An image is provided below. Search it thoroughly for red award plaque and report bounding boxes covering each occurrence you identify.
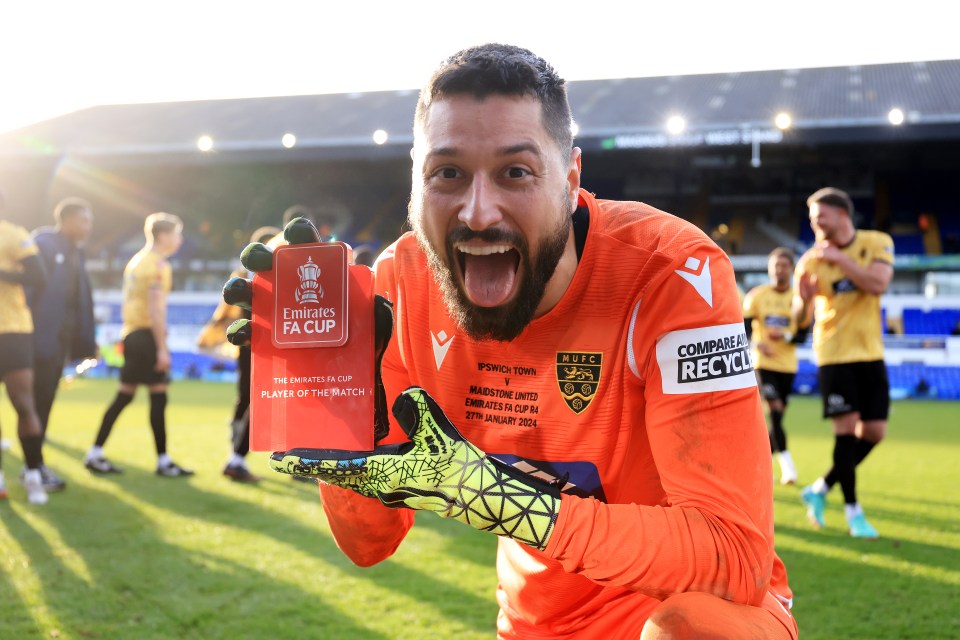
[249,242,376,452]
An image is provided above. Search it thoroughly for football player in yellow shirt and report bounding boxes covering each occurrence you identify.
[0,193,49,504]
[84,213,193,477]
[743,247,808,485]
[793,187,894,539]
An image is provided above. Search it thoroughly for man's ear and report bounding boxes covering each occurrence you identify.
[567,147,583,209]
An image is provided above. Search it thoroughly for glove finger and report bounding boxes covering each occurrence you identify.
[240,242,274,272]
[392,387,463,447]
[374,295,394,353]
[222,276,252,310]
[269,449,369,476]
[373,295,395,443]
[284,217,321,244]
[226,318,251,347]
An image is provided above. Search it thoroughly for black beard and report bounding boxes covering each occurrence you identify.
[412,201,572,342]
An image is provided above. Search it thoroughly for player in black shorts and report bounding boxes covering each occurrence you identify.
[0,211,49,504]
[744,248,807,485]
[84,213,193,477]
[794,188,894,538]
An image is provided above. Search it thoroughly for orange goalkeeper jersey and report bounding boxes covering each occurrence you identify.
[319,190,795,638]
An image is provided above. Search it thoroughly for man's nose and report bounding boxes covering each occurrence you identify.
[458,175,503,231]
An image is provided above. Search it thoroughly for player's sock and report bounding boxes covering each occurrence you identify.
[19,434,44,470]
[86,445,104,461]
[777,450,797,483]
[21,468,47,505]
[831,435,858,505]
[95,391,134,447]
[227,453,245,468]
[769,410,787,452]
[811,476,828,495]
[844,502,864,520]
[157,453,172,468]
[854,438,877,466]
[149,392,168,455]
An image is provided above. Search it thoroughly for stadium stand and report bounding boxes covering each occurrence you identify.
[902,308,960,335]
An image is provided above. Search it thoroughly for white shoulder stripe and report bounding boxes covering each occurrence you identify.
[627,299,643,380]
[395,288,406,369]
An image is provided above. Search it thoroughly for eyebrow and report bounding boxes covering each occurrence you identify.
[425,142,543,160]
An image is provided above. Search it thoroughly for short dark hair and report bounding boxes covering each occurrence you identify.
[769,246,795,264]
[282,204,314,226]
[414,43,573,152]
[250,225,281,244]
[54,197,92,224]
[807,187,854,216]
[144,212,182,240]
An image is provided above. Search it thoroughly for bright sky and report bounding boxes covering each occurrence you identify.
[2,0,958,134]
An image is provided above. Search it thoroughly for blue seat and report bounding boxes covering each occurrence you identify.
[892,233,926,255]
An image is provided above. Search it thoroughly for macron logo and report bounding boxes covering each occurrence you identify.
[431,330,454,370]
[675,256,713,307]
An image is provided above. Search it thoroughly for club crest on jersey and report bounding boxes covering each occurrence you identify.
[556,352,602,414]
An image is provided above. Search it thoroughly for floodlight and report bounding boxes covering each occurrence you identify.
[373,129,388,145]
[666,115,686,135]
[281,133,297,148]
[775,112,792,130]
[888,108,905,125]
[197,135,214,152]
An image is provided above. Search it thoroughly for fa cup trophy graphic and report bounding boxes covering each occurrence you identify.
[295,256,323,304]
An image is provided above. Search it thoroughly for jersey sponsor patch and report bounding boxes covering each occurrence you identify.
[656,323,756,394]
[556,351,602,414]
[833,278,858,294]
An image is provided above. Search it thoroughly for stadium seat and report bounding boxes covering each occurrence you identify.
[891,233,926,255]
[902,308,960,335]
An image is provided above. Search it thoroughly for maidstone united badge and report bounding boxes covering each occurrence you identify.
[556,352,602,414]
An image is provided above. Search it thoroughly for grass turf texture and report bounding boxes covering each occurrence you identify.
[0,378,957,639]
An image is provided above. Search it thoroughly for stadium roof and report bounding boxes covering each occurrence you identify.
[2,59,959,161]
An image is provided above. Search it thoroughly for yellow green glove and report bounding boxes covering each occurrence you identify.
[270,387,561,550]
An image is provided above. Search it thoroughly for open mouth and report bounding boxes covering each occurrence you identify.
[455,243,522,307]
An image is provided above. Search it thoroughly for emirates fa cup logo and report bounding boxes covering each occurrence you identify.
[295,256,323,304]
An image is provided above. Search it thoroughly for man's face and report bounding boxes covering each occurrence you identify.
[62,209,93,245]
[409,94,580,341]
[769,255,792,288]
[156,228,183,257]
[808,202,847,242]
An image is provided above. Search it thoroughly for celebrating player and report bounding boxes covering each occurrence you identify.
[226,44,797,638]
[743,247,808,485]
[795,187,894,539]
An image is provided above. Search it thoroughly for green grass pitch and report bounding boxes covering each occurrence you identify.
[1,378,957,639]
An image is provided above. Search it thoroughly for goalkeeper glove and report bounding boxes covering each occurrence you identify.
[270,386,561,550]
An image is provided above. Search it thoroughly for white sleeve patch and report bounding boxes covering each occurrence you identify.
[656,323,756,394]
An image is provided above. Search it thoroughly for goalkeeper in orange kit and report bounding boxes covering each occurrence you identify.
[224,44,797,639]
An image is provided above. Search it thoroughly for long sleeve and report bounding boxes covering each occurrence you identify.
[319,484,416,567]
[542,241,774,606]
